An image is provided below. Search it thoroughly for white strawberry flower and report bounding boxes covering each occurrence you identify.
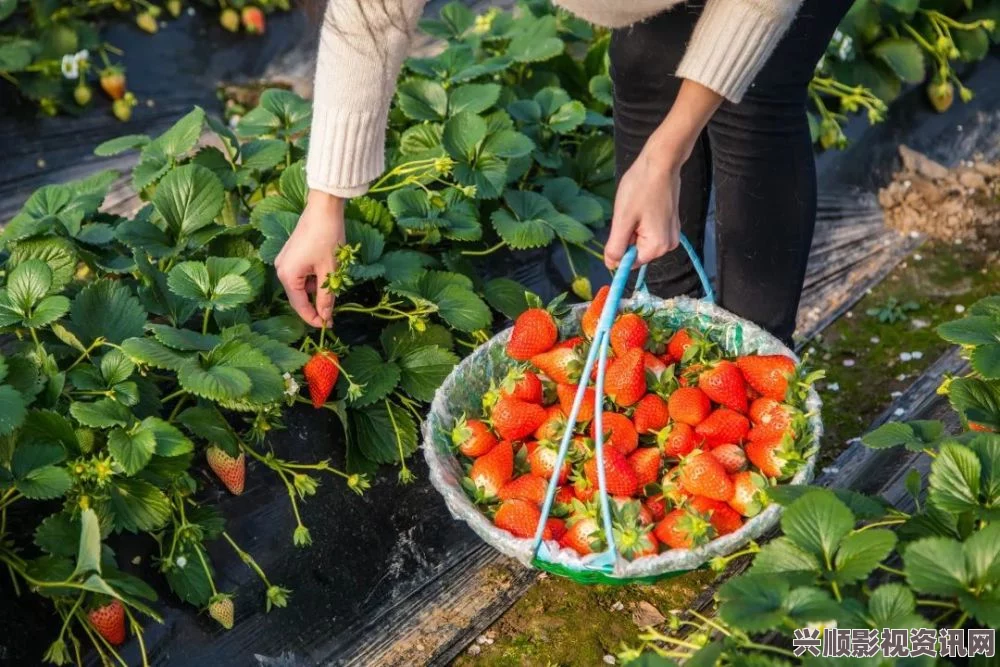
[74,49,90,65]
[61,54,79,80]
[175,555,188,568]
[807,619,837,633]
[283,372,300,397]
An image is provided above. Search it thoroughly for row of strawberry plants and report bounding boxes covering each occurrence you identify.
[623,295,1000,665]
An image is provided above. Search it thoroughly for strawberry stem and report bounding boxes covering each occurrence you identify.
[122,605,151,667]
[192,541,218,597]
[385,399,415,484]
[222,531,276,589]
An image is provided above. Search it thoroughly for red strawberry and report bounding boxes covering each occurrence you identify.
[736,355,796,401]
[654,508,714,549]
[633,394,670,434]
[729,470,766,517]
[590,411,638,455]
[555,336,584,350]
[698,361,748,413]
[467,440,514,497]
[572,473,595,502]
[206,446,245,495]
[499,474,548,504]
[709,444,747,474]
[660,467,692,508]
[555,486,575,507]
[531,347,582,384]
[584,447,639,497]
[643,352,668,381]
[605,348,646,407]
[628,447,662,486]
[492,396,547,441]
[667,387,712,426]
[679,452,734,501]
[560,516,602,555]
[99,68,126,100]
[581,285,611,339]
[689,496,743,535]
[658,422,698,458]
[534,405,566,442]
[667,329,696,362]
[499,368,544,404]
[644,494,667,522]
[544,517,567,540]
[508,308,558,361]
[969,422,995,432]
[528,442,571,485]
[494,499,542,538]
[452,417,498,458]
[88,599,126,645]
[748,398,795,442]
[208,595,234,630]
[746,436,789,479]
[303,350,340,408]
[241,5,266,33]
[695,408,749,448]
[557,383,596,423]
[610,313,649,357]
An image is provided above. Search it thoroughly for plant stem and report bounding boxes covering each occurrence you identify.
[222,532,273,587]
[57,593,86,643]
[193,543,218,597]
[460,241,507,256]
[202,308,211,335]
[743,641,798,659]
[168,395,189,422]
[917,599,960,610]
[856,517,908,531]
[161,389,186,404]
[66,338,105,372]
[877,563,906,577]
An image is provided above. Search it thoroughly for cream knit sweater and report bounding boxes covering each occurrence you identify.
[307,0,802,198]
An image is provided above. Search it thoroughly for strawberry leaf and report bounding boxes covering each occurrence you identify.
[0,385,26,437]
[928,442,981,515]
[176,356,252,402]
[832,529,897,583]
[108,477,171,533]
[69,398,132,429]
[107,426,157,476]
[381,321,454,360]
[69,280,147,346]
[483,278,534,320]
[780,489,855,564]
[142,417,193,457]
[338,346,400,408]
[351,401,418,464]
[72,509,102,579]
[149,324,220,351]
[717,573,790,632]
[398,345,459,402]
[867,583,927,629]
[152,164,224,241]
[121,337,190,371]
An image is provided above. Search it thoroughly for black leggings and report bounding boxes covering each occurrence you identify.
[610,0,853,345]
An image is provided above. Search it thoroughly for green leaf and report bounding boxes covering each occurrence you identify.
[871,37,925,83]
[69,280,146,346]
[928,442,982,515]
[953,25,990,62]
[717,574,789,632]
[868,583,925,629]
[152,107,205,158]
[861,422,921,449]
[379,250,437,283]
[491,191,556,249]
[351,401,418,464]
[443,111,487,159]
[108,477,171,533]
[16,466,72,500]
[35,512,81,558]
[7,259,52,310]
[449,83,501,116]
[483,278,533,320]
[833,529,897,583]
[24,295,69,328]
[964,522,1000,586]
[482,129,534,159]
[69,398,132,429]
[141,417,193,457]
[94,134,151,157]
[397,345,458,402]
[149,324,220,351]
[19,410,78,453]
[8,237,77,292]
[589,74,613,105]
[177,406,239,454]
[12,442,65,477]
[454,153,507,199]
[548,100,586,133]
[397,79,448,121]
[417,1,474,38]
[100,349,136,387]
[107,427,156,476]
[780,489,855,563]
[949,377,1000,429]
[152,164,225,240]
[0,385,26,437]
[240,139,286,172]
[937,316,1000,345]
[73,509,102,578]
[882,0,918,13]
[339,346,401,407]
[784,587,844,626]
[543,177,604,226]
[750,536,822,578]
[121,337,189,371]
[972,344,1000,380]
[177,356,252,402]
[380,321,454,360]
[506,15,564,63]
[429,284,491,333]
[164,543,213,605]
[904,535,970,600]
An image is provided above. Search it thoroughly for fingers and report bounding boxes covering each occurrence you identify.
[277,265,324,328]
[313,261,336,326]
[605,211,637,270]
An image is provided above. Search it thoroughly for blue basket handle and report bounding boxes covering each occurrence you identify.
[634,233,714,304]
[531,235,712,574]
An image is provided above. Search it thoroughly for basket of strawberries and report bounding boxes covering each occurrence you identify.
[422,241,823,583]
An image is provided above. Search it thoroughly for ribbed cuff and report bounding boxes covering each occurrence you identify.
[305,104,386,199]
[675,0,795,103]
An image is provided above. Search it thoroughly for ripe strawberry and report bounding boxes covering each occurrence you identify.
[560,516,602,554]
[529,442,571,485]
[499,474,548,504]
[206,446,245,495]
[241,5,266,33]
[654,508,714,549]
[643,352,668,381]
[628,447,662,486]
[667,329,696,362]
[303,350,340,408]
[709,444,747,474]
[571,473,595,502]
[699,361,748,413]
[644,494,667,522]
[554,485,575,507]
[729,470,766,517]
[534,405,566,442]
[208,595,234,630]
[88,599,126,645]
[584,447,639,497]
[748,398,795,442]
[605,348,646,407]
[668,387,712,426]
[492,395,547,441]
[689,496,743,535]
[452,416,498,458]
[695,408,749,448]
[544,517,567,540]
[633,394,670,434]
[591,411,638,455]
[219,7,240,31]
[610,313,648,357]
[612,500,659,560]
[658,422,697,458]
[467,440,514,498]
[660,467,691,508]
[499,368,543,404]
[555,336,584,350]
[581,285,610,339]
[507,308,558,361]
[557,383,596,423]
[99,68,126,100]
[970,422,995,433]
[746,436,790,479]
[494,499,542,538]
[531,347,582,384]
[679,452,734,501]
[737,355,796,401]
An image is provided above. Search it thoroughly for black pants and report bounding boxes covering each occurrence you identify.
[610,0,852,345]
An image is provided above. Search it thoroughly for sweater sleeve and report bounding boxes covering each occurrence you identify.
[674,0,802,103]
[306,0,427,198]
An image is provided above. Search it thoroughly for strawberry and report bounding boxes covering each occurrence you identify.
[746,436,791,479]
[208,595,234,630]
[689,496,743,535]
[590,411,638,455]
[667,387,711,426]
[555,336,584,350]
[507,308,558,361]
[74,83,92,107]
[667,329,696,363]
[88,599,126,645]
[528,441,571,485]
[219,7,240,31]
[112,97,134,122]
[467,440,514,498]
[643,352,668,381]
[544,517,567,540]
[612,500,659,560]
[554,485,575,507]
[695,408,749,448]
[657,422,697,458]
[748,398,795,442]
[494,499,542,538]
[492,395,547,441]
[303,350,340,408]
[206,446,245,495]
[166,0,182,17]
[99,68,126,100]
[679,452,734,501]
[610,313,649,357]
[241,6,266,33]
[628,447,662,486]
[557,383,596,423]
[136,11,158,33]
[660,467,691,508]
[499,368,544,404]
[709,444,747,474]
[531,347,582,384]
[534,405,567,442]
[581,285,610,339]
[499,474,548,504]
[633,394,670,434]
[452,416,498,458]
[737,355,796,401]
[571,472,595,502]
[970,422,995,433]
[560,516,603,555]
[699,361,748,413]
[584,447,639,497]
[605,348,646,407]
[729,471,766,517]
[644,494,667,522]
[654,508,714,549]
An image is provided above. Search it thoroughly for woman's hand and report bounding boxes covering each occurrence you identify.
[275,190,346,327]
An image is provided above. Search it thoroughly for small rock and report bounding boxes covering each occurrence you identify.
[958,171,987,190]
[911,318,929,329]
[912,351,923,360]
[186,6,195,14]
[632,601,666,628]
[611,601,625,612]
[894,408,906,417]
[898,145,950,180]
[476,636,488,645]
[131,556,141,565]
[603,655,617,665]
[822,466,840,475]
[467,645,481,656]
[416,644,425,652]
[826,382,840,392]
[899,352,912,362]
[955,304,966,313]
[891,391,902,398]
[843,359,855,367]
[846,311,853,318]
[870,336,880,344]
[913,254,922,261]
[37,158,46,168]
[897,374,908,382]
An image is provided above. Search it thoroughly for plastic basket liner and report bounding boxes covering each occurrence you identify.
[423,292,823,582]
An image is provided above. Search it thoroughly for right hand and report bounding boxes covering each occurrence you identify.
[275,190,346,328]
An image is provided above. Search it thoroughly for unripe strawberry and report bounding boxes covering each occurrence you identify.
[220,8,240,32]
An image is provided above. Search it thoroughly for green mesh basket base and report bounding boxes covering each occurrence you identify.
[531,557,703,585]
